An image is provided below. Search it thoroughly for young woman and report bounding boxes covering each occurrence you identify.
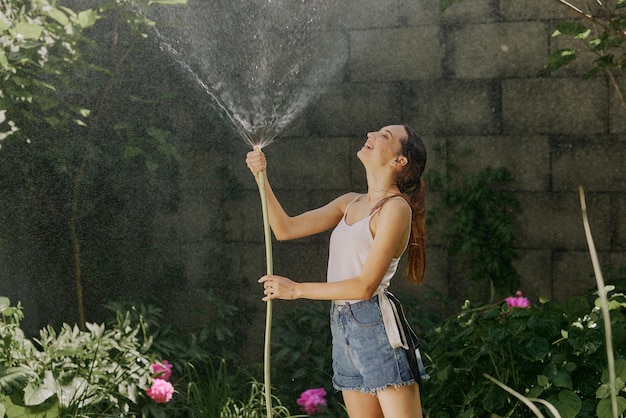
[246,124,427,418]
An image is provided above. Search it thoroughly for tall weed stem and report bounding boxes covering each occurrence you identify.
[579,186,618,418]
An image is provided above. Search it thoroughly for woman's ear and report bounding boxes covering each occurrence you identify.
[394,155,408,167]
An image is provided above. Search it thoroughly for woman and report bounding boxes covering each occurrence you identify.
[246,124,427,418]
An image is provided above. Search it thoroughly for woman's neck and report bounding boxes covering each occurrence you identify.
[365,172,400,201]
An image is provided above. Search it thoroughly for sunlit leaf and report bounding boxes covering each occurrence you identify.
[15,22,43,41]
[547,49,577,72]
[77,9,98,28]
[552,22,590,38]
[46,8,70,26]
[0,296,9,311]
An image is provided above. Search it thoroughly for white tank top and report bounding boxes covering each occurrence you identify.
[327,195,409,303]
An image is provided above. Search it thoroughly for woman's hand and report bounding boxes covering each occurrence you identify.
[246,149,267,177]
[258,274,299,301]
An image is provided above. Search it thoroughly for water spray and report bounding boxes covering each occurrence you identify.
[147,1,349,415]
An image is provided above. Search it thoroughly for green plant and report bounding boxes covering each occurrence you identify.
[421,289,626,418]
[270,301,347,417]
[426,155,521,302]
[0,0,188,332]
[547,1,626,112]
[0,295,177,417]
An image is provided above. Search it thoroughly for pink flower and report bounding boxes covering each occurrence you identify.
[146,378,174,403]
[297,388,327,415]
[506,291,530,308]
[151,360,172,381]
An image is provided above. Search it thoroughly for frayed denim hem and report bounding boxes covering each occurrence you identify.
[333,379,417,395]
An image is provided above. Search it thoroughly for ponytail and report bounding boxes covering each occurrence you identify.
[398,125,427,285]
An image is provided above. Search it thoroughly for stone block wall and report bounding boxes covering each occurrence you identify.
[181,0,626,319]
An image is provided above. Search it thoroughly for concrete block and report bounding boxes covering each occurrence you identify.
[502,78,608,135]
[517,192,612,251]
[614,195,626,251]
[265,136,353,189]
[609,79,626,134]
[399,0,441,26]
[223,190,265,243]
[404,80,501,136]
[606,252,626,273]
[514,249,553,302]
[387,245,448,316]
[327,0,404,30]
[448,135,551,191]
[309,83,403,136]
[552,136,626,192]
[500,0,573,20]
[449,22,548,79]
[442,0,497,24]
[351,26,443,82]
[552,250,600,301]
[273,241,330,282]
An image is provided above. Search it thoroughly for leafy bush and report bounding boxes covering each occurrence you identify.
[270,301,346,417]
[421,289,626,418]
[0,296,176,417]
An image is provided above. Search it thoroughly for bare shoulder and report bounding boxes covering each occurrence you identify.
[333,192,362,212]
[379,196,411,218]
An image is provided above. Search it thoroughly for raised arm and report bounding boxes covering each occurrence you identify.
[246,149,356,240]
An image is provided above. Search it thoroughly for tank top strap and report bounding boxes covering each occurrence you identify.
[369,193,411,216]
[342,194,364,221]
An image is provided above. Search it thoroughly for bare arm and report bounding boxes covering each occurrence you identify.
[259,198,411,301]
[246,149,356,240]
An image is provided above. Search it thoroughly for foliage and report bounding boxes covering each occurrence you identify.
[0,296,181,417]
[547,0,626,103]
[1,294,288,417]
[0,0,98,142]
[103,292,241,369]
[421,288,626,418]
[426,155,521,302]
[270,301,347,417]
[0,0,190,331]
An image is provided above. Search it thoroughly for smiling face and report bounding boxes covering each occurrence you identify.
[357,125,408,167]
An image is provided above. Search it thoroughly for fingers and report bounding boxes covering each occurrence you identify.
[259,275,280,301]
[246,150,267,176]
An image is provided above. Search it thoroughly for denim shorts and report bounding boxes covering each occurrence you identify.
[330,295,416,394]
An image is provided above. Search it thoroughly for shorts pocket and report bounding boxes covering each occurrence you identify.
[349,303,383,327]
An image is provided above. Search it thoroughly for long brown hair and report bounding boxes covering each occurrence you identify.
[397,125,427,284]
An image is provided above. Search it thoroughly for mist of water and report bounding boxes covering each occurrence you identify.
[148,0,348,148]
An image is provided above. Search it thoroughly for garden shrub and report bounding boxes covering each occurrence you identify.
[0,296,175,417]
[421,289,626,418]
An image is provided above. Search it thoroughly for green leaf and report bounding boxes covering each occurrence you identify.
[14,22,43,41]
[516,336,550,361]
[0,366,30,392]
[23,372,56,406]
[550,389,582,418]
[45,8,70,26]
[546,49,577,72]
[0,50,10,71]
[76,9,98,29]
[596,396,626,418]
[552,22,591,38]
[544,363,573,389]
[0,296,10,312]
